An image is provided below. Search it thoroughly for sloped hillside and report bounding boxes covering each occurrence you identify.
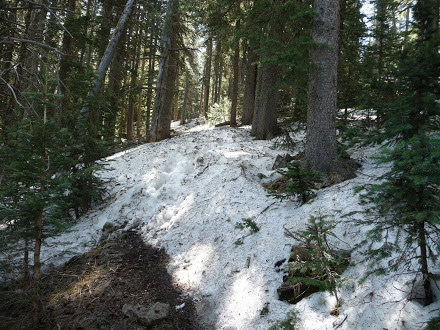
[39,121,439,329]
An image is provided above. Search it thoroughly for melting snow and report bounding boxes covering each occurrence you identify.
[41,120,439,329]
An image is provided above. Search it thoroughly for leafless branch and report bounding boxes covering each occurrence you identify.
[0,75,23,109]
[1,36,65,55]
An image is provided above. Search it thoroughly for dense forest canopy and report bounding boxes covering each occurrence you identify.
[0,0,439,328]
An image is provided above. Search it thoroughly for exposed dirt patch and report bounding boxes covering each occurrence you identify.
[1,230,201,329]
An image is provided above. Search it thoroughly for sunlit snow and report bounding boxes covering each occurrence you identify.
[38,120,439,329]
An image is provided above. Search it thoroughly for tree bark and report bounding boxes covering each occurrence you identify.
[202,36,212,118]
[181,73,190,125]
[213,37,222,104]
[57,0,76,119]
[145,54,155,138]
[150,0,179,142]
[1,0,17,127]
[230,21,240,127]
[251,58,280,139]
[98,0,114,59]
[303,0,352,179]
[241,45,258,125]
[127,12,142,141]
[78,0,136,131]
[137,57,146,137]
[173,67,180,121]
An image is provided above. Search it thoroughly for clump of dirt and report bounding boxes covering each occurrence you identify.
[1,230,201,329]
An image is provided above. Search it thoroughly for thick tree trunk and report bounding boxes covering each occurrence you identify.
[150,0,179,142]
[241,45,258,125]
[250,2,283,140]
[251,59,280,139]
[303,0,352,179]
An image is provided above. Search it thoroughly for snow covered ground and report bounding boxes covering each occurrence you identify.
[42,120,439,329]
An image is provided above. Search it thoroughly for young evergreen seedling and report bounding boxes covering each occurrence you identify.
[283,213,350,310]
[269,161,321,205]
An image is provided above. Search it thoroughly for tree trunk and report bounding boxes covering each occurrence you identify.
[418,220,433,305]
[137,58,146,137]
[1,0,17,127]
[98,0,114,59]
[145,54,155,139]
[78,0,136,131]
[241,45,258,125]
[150,0,179,142]
[127,14,142,141]
[104,5,127,141]
[213,37,222,104]
[173,67,180,121]
[11,0,47,119]
[79,0,93,64]
[32,115,46,328]
[202,36,213,118]
[251,59,280,139]
[57,0,76,119]
[181,73,190,125]
[303,0,352,179]
[199,84,204,116]
[230,21,240,127]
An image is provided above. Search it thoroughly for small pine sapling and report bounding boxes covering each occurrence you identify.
[235,218,260,233]
[234,217,260,246]
[283,213,350,310]
[269,161,321,204]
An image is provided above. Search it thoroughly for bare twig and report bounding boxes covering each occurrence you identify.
[1,36,65,55]
[0,75,24,108]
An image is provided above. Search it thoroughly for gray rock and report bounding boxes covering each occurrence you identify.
[122,302,170,325]
[75,314,100,329]
[272,155,288,170]
[100,222,116,242]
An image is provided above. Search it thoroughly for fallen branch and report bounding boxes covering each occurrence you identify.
[215,121,230,127]
[333,314,348,329]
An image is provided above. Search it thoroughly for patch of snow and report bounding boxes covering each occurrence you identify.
[39,121,439,329]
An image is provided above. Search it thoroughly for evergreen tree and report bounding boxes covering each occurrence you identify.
[358,0,440,306]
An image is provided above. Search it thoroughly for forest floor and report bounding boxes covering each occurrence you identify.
[1,228,201,329]
[1,119,439,329]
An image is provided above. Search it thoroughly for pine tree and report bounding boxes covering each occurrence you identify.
[358,0,440,306]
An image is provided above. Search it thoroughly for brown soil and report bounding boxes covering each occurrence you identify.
[0,230,202,329]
